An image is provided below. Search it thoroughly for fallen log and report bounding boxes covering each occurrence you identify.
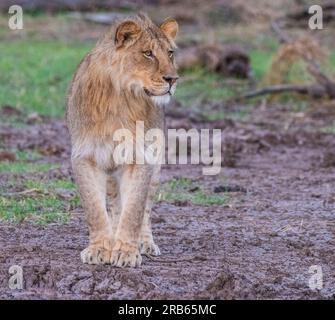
[176,44,253,80]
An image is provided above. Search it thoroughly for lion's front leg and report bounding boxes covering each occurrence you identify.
[111,164,153,267]
[72,158,113,265]
[140,164,161,256]
[106,176,121,237]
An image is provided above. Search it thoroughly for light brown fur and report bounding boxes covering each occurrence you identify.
[66,14,178,267]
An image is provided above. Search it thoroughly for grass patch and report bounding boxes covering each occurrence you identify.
[24,178,76,190]
[329,51,335,73]
[176,68,242,106]
[176,50,274,108]
[0,161,58,174]
[14,149,41,161]
[157,177,226,206]
[0,195,70,224]
[0,40,92,117]
[249,50,273,81]
[0,149,53,174]
[0,178,78,224]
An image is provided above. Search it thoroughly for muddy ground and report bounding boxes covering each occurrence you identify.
[0,102,334,300]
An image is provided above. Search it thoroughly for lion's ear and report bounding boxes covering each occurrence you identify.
[160,18,178,40]
[115,20,142,48]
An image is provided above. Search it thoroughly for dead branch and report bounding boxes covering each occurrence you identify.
[230,84,328,101]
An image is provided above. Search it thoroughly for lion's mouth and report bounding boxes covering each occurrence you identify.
[144,88,171,97]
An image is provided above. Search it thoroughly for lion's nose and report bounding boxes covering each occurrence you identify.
[163,75,179,86]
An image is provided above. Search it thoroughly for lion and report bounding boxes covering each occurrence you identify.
[66,13,179,268]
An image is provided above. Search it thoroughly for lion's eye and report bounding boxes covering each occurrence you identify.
[143,50,153,58]
[168,50,174,58]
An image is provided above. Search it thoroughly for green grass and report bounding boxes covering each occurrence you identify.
[0,149,74,224]
[176,50,274,108]
[157,177,226,206]
[0,161,57,174]
[0,178,79,224]
[249,50,273,81]
[0,195,70,224]
[176,68,239,106]
[24,178,76,190]
[0,40,92,117]
[0,149,56,174]
[14,149,41,161]
[330,51,335,73]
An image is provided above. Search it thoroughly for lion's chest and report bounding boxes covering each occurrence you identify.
[71,125,163,170]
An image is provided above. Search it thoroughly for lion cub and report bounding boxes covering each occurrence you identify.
[66,14,179,267]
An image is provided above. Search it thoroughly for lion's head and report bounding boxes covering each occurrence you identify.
[105,14,179,106]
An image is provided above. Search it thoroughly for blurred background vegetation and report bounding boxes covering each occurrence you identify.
[0,0,334,117]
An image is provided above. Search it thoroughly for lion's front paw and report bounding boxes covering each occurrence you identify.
[110,240,142,268]
[81,245,112,264]
[140,240,161,256]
